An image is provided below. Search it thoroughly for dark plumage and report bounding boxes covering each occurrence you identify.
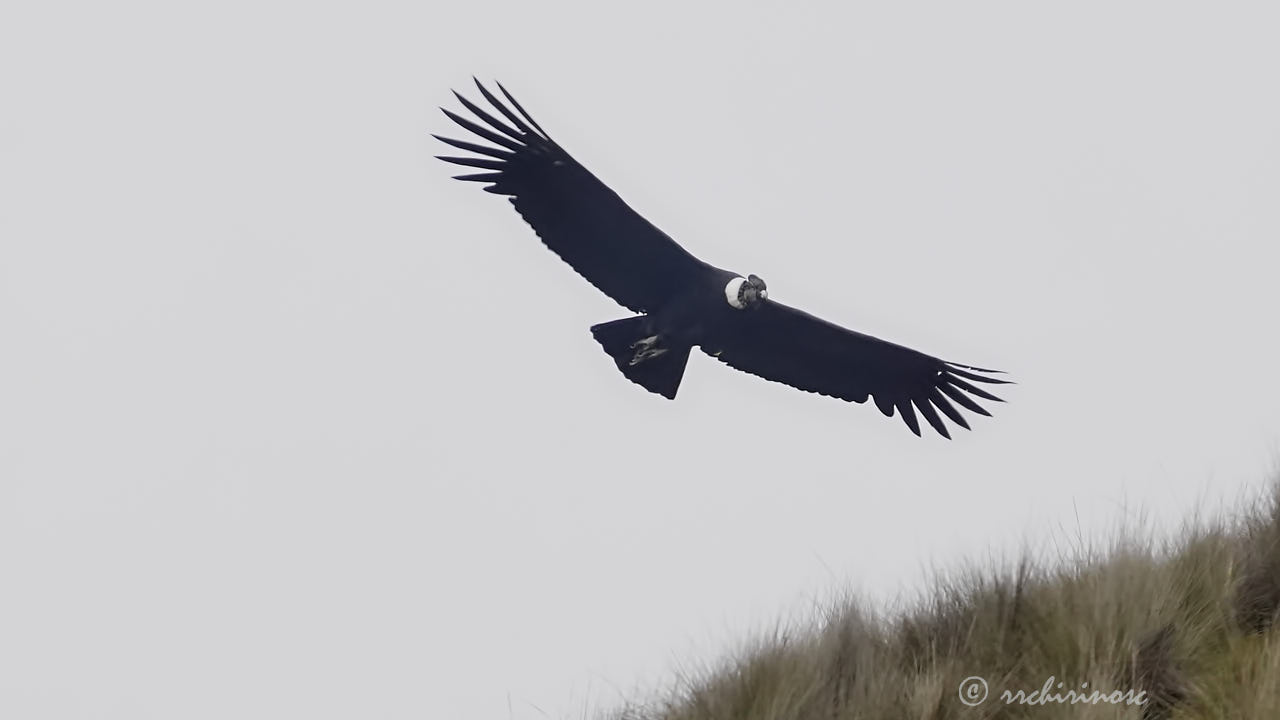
[436,79,1010,438]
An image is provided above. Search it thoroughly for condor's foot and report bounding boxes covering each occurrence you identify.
[628,336,669,365]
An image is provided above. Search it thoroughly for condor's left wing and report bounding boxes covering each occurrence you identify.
[704,300,1010,438]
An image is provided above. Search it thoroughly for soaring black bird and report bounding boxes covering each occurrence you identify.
[435,80,1010,438]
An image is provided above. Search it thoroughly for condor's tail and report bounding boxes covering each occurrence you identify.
[590,316,691,400]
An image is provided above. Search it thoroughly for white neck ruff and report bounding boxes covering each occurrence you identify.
[724,277,747,309]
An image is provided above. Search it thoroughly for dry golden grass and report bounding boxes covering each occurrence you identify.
[609,480,1280,720]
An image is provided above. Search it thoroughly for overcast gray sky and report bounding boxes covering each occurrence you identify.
[3,1,1279,718]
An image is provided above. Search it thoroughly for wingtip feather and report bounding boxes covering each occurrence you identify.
[938,382,992,417]
[495,80,551,139]
[896,399,921,436]
[928,390,971,431]
[913,398,951,439]
[945,363,1014,385]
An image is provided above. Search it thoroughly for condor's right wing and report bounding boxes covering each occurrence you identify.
[435,80,708,314]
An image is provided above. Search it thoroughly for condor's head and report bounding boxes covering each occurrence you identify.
[724,274,768,310]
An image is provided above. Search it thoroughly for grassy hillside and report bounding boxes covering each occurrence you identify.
[610,480,1280,720]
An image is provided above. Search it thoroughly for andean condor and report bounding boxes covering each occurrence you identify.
[435,80,1010,438]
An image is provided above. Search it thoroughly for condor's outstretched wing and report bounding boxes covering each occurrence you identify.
[705,301,1010,438]
[435,80,708,313]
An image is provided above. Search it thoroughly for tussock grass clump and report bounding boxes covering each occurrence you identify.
[611,480,1280,720]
